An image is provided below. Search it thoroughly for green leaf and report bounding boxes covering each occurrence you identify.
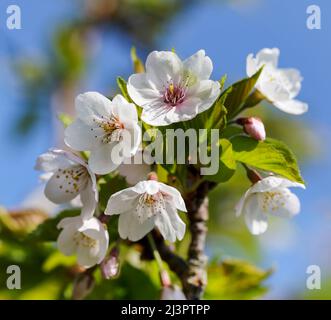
[117,77,132,102]
[222,67,263,119]
[205,258,272,300]
[26,209,80,243]
[206,139,236,183]
[231,136,304,184]
[130,47,145,73]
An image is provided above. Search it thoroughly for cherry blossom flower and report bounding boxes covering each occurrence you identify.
[57,216,109,268]
[35,149,98,219]
[236,176,305,235]
[127,50,220,125]
[105,180,187,242]
[64,92,141,174]
[247,48,308,115]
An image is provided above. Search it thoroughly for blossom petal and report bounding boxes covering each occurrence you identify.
[76,244,100,268]
[258,188,301,218]
[145,51,183,88]
[256,48,280,68]
[44,172,80,204]
[246,53,258,77]
[64,119,97,151]
[105,188,138,215]
[244,194,268,235]
[280,68,303,98]
[112,94,139,123]
[159,183,186,212]
[273,99,308,115]
[80,180,97,220]
[118,211,155,241]
[88,142,123,174]
[75,92,112,125]
[57,226,77,256]
[165,203,186,240]
[154,208,177,242]
[35,149,75,172]
[183,49,213,80]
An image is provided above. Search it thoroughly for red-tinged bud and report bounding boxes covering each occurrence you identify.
[100,247,120,280]
[237,117,266,141]
[72,272,95,300]
[159,270,171,287]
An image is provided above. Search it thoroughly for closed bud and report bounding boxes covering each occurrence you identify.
[100,247,120,280]
[72,273,95,300]
[237,117,266,141]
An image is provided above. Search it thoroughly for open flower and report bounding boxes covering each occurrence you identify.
[236,176,305,235]
[64,92,141,174]
[57,216,109,268]
[105,180,187,242]
[247,48,308,115]
[35,149,98,219]
[127,50,220,125]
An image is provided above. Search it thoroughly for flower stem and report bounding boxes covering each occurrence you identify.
[147,233,164,272]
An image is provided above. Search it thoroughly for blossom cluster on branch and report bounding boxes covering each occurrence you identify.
[34,48,307,299]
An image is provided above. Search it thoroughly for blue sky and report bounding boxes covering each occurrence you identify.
[0,0,330,298]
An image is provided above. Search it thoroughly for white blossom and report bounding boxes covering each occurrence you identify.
[57,216,109,268]
[247,48,308,115]
[105,180,187,242]
[35,149,98,219]
[64,92,141,175]
[127,50,220,125]
[236,176,305,235]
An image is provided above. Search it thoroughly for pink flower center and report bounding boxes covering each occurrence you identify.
[163,83,186,107]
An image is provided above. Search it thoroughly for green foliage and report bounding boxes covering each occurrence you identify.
[205,258,272,300]
[222,67,264,119]
[131,47,145,73]
[117,77,132,103]
[231,136,304,184]
[206,139,236,183]
[58,113,73,128]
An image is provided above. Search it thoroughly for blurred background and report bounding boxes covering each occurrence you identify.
[0,0,330,299]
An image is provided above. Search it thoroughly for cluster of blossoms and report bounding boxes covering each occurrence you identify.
[35,48,307,270]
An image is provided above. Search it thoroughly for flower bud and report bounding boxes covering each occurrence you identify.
[237,117,266,141]
[100,247,120,280]
[160,286,186,300]
[159,270,171,287]
[72,272,95,300]
[147,172,158,181]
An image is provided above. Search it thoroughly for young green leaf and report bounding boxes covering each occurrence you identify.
[231,136,304,184]
[222,66,264,119]
[116,76,132,102]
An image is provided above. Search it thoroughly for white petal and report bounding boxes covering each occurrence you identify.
[246,53,258,77]
[258,188,301,218]
[145,51,183,88]
[273,99,308,115]
[259,78,291,102]
[35,149,75,172]
[183,50,213,80]
[76,245,100,268]
[159,183,186,212]
[256,48,280,68]
[44,172,80,204]
[279,68,303,98]
[88,143,123,174]
[249,176,286,193]
[165,203,186,240]
[80,180,97,220]
[134,180,160,195]
[154,208,176,242]
[243,194,268,235]
[112,94,139,123]
[105,188,138,215]
[64,119,96,151]
[118,212,155,241]
[57,216,82,230]
[75,92,112,125]
[57,227,77,256]
[141,102,172,126]
[127,73,162,107]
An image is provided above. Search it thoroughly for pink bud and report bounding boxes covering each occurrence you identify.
[72,273,95,300]
[159,270,171,287]
[100,247,120,280]
[238,117,266,141]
